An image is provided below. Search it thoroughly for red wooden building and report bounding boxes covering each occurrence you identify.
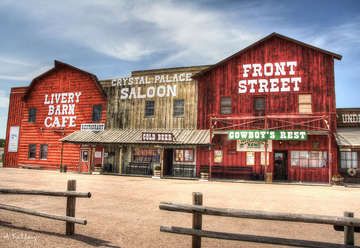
[4,60,107,172]
[194,33,342,183]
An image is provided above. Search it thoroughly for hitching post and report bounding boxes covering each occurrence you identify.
[192,192,203,248]
[66,180,76,235]
[344,211,355,245]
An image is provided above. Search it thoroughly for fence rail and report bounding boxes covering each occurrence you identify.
[160,192,359,248]
[0,179,91,235]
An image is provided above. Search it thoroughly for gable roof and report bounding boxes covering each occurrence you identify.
[193,32,342,78]
[23,60,106,100]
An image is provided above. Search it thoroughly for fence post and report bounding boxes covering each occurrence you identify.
[192,192,203,248]
[66,180,76,235]
[344,212,354,245]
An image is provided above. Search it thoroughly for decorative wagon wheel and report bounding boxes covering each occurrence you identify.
[347,168,357,177]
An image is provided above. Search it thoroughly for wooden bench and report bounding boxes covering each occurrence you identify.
[199,165,255,179]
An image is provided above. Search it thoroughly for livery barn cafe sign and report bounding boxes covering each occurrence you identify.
[111,72,192,100]
[238,61,301,94]
[43,92,81,128]
[228,130,307,141]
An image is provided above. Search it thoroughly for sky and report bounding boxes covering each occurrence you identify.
[0,0,360,138]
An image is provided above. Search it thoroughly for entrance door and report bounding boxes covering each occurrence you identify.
[163,149,173,176]
[273,151,288,180]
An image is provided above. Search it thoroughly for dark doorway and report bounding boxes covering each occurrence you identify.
[273,151,288,180]
[163,149,173,176]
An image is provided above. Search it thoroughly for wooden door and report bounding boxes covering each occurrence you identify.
[273,151,288,180]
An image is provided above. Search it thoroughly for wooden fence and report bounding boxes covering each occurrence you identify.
[0,179,91,235]
[159,192,360,248]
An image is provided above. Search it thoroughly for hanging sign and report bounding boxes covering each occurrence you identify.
[228,130,307,141]
[8,126,20,152]
[236,140,272,152]
[141,132,174,142]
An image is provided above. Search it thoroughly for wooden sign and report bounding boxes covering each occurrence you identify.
[337,109,360,127]
[228,130,307,141]
[141,132,174,142]
[81,123,105,131]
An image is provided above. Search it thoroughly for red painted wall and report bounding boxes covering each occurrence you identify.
[4,87,27,167]
[4,62,107,171]
[196,35,339,182]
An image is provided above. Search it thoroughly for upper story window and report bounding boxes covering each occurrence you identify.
[173,99,185,117]
[299,94,312,114]
[92,105,102,122]
[254,97,265,116]
[28,108,37,123]
[220,97,232,114]
[28,144,36,159]
[145,100,155,117]
[40,144,48,160]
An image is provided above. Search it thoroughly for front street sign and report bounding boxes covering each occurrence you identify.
[228,130,307,141]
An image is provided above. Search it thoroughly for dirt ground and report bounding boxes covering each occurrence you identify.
[0,168,359,248]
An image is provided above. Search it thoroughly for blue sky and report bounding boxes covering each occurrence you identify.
[0,0,359,138]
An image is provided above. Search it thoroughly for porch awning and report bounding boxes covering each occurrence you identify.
[61,128,210,145]
[335,128,360,147]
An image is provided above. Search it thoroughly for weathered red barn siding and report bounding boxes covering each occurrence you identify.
[4,87,27,167]
[5,61,107,171]
[196,34,339,182]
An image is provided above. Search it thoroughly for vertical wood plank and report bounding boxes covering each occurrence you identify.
[344,212,354,245]
[192,192,203,248]
[66,180,76,235]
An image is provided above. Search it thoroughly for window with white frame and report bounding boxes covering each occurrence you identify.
[299,94,312,114]
[291,151,327,168]
[340,151,358,169]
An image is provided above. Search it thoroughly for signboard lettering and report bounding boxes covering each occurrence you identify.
[111,72,193,99]
[43,92,81,128]
[228,130,307,141]
[238,61,301,94]
[142,132,174,142]
[81,123,105,132]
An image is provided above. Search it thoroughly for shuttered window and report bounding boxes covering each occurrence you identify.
[173,99,184,117]
[299,94,312,113]
[28,108,37,122]
[220,97,232,114]
[40,144,48,160]
[145,100,155,117]
[92,105,102,122]
[254,97,265,116]
[28,144,36,159]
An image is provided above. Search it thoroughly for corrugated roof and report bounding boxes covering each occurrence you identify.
[335,128,360,147]
[61,129,210,145]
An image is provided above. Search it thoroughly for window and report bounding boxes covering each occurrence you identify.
[173,99,185,117]
[92,105,102,122]
[28,108,37,122]
[299,94,312,114]
[28,144,36,159]
[340,152,358,169]
[81,150,89,162]
[145,100,155,117]
[40,144,48,160]
[220,97,232,114]
[254,97,265,116]
[291,151,327,168]
[175,149,194,162]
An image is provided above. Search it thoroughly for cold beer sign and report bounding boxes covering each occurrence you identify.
[238,61,301,94]
[228,130,307,141]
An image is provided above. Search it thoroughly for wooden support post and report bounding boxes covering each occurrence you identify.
[66,180,76,235]
[192,192,203,248]
[60,142,64,172]
[344,212,354,245]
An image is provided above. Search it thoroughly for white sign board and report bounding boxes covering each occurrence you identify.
[81,123,105,132]
[8,126,20,152]
[94,151,102,158]
[236,140,272,152]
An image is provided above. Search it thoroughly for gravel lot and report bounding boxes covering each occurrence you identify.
[0,168,359,248]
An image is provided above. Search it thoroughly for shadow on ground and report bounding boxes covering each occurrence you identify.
[0,220,120,248]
